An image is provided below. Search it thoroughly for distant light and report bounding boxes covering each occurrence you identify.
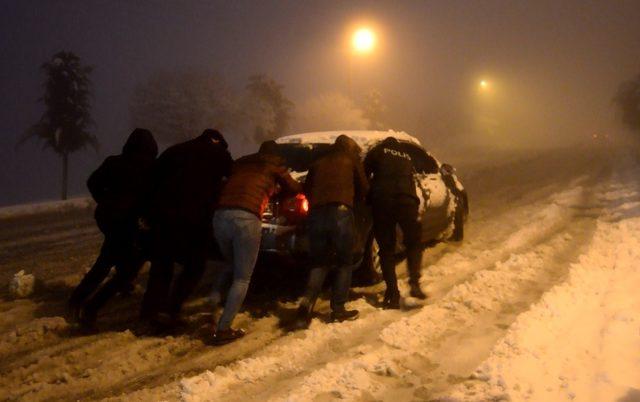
[479,80,489,90]
[352,28,376,53]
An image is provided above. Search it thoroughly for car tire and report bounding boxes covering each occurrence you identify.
[352,233,383,286]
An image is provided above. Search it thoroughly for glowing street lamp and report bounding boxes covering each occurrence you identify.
[352,28,376,54]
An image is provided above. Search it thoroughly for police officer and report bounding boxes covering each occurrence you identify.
[364,137,426,309]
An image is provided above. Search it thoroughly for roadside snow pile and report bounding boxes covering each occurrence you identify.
[442,189,640,402]
[9,270,35,298]
[0,197,93,220]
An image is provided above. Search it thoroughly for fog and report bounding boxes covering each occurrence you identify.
[1,0,639,206]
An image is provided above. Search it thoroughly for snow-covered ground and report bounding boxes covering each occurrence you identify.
[1,146,639,401]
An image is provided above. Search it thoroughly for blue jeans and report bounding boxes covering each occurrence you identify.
[211,209,262,331]
[302,204,355,311]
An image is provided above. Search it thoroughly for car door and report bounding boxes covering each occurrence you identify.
[402,143,454,242]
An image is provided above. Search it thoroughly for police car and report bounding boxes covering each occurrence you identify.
[260,130,468,282]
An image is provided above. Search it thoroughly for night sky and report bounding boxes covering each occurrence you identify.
[1,0,639,206]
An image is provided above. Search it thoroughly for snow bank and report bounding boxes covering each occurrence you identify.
[9,270,35,298]
[0,197,93,220]
[442,185,640,402]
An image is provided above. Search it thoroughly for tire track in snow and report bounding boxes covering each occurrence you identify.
[177,168,604,402]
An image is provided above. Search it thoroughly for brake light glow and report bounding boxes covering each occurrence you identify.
[297,193,309,214]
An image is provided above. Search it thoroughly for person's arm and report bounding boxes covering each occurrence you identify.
[363,146,377,179]
[353,160,370,202]
[221,149,233,179]
[303,162,316,195]
[86,158,113,204]
[276,166,303,194]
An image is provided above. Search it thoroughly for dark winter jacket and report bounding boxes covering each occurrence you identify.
[87,128,158,224]
[364,137,418,203]
[147,129,233,226]
[218,146,302,218]
[304,135,369,209]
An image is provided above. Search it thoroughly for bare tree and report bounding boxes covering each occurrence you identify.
[245,74,294,143]
[19,51,97,200]
[130,70,239,144]
[614,74,640,133]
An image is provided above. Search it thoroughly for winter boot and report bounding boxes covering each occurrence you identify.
[330,307,359,323]
[409,282,427,300]
[382,288,401,309]
[76,307,98,333]
[289,304,313,331]
[211,328,246,345]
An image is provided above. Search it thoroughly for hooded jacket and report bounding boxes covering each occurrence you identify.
[147,129,233,226]
[87,128,158,223]
[304,135,369,209]
[364,137,418,203]
[217,148,302,218]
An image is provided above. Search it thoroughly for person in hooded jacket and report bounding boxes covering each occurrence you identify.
[68,128,158,328]
[141,129,233,326]
[209,140,302,344]
[364,136,427,309]
[290,135,369,330]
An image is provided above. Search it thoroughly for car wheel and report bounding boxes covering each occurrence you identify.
[352,233,383,286]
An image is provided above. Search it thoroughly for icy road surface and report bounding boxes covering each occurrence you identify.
[1,146,639,402]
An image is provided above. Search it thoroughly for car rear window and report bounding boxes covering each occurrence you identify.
[401,143,440,174]
[277,143,332,172]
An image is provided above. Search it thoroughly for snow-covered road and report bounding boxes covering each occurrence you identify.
[1,146,639,401]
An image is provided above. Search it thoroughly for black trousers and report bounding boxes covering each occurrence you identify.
[372,196,423,295]
[69,217,146,313]
[141,220,209,318]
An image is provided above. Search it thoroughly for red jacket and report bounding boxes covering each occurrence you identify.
[218,152,302,217]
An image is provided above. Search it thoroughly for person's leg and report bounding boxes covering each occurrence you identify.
[210,211,234,308]
[81,258,145,326]
[216,211,262,332]
[372,200,400,306]
[69,239,115,309]
[140,222,176,319]
[397,199,426,299]
[166,225,209,318]
[330,206,356,313]
[299,207,331,311]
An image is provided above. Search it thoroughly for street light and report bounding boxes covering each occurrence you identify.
[479,80,490,90]
[352,28,376,54]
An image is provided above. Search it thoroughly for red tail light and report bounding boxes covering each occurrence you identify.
[281,193,309,224]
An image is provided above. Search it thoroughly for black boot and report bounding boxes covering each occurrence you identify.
[330,307,359,322]
[76,307,98,334]
[409,282,427,300]
[211,328,246,345]
[382,288,400,309]
[290,304,312,331]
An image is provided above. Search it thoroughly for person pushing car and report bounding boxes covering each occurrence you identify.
[364,136,427,309]
[209,140,302,344]
[291,134,369,330]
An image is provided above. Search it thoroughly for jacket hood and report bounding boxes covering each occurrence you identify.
[381,136,399,146]
[200,129,228,149]
[334,134,361,157]
[122,128,158,158]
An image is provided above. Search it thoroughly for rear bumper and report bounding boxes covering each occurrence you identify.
[260,223,308,256]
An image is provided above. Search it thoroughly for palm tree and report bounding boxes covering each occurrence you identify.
[19,51,98,200]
